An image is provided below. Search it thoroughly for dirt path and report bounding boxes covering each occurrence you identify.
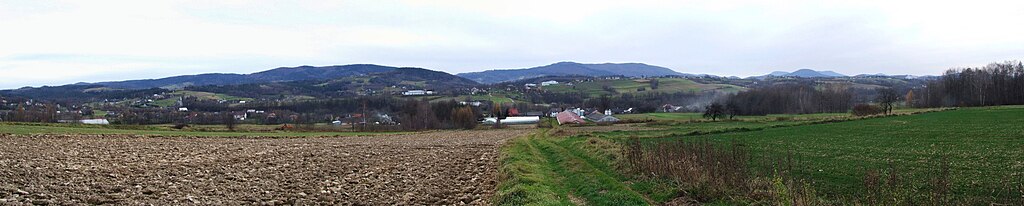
[0,129,531,205]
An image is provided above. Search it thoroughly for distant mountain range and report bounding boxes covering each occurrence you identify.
[185,67,481,99]
[755,69,934,79]
[761,69,847,78]
[1,64,479,100]
[87,64,399,90]
[3,62,935,100]
[456,62,687,84]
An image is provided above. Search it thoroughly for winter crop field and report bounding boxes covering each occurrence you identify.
[630,106,1024,204]
[495,107,1024,205]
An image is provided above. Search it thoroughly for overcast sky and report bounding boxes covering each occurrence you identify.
[2,0,1023,89]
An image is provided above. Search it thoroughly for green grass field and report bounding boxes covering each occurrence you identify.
[652,107,1024,202]
[498,107,1024,204]
[172,90,253,101]
[0,123,393,137]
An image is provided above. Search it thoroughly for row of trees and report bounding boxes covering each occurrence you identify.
[722,83,853,115]
[0,103,59,122]
[915,61,1024,107]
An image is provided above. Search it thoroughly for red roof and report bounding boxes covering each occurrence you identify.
[508,107,520,116]
[556,111,585,125]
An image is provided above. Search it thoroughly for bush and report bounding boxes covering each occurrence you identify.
[536,118,553,128]
[171,123,190,129]
[451,106,478,130]
[852,104,884,116]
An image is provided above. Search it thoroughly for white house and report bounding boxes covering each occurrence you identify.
[541,81,559,86]
[178,107,189,112]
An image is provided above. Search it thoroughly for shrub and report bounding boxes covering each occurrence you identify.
[451,106,478,130]
[171,123,189,129]
[536,118,553,128]
[852,104,884,116]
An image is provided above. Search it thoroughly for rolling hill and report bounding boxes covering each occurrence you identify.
[457,62,686,84]
[186,67,481,99]
[540,77,746,97]
[91,64,398,89]
[0,65,476,101]
[761,69,847,78]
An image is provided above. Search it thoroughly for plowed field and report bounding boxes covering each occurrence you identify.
[0,129,530,205]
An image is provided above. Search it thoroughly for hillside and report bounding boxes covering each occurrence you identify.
[540,77,745,97]
[92,64,397,89]
[0,65,472,102]
[457,62,685,84]
[187,67,480,99]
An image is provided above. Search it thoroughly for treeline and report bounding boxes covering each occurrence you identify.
[723,83,853,115]
[916,61,1024,107]
[0,86,168,104]
[111,97,488,131]
[524,90,724,113]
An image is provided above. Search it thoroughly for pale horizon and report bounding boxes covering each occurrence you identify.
[3,0,1024,89]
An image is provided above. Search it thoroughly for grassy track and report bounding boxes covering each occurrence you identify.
[495,129,652,205]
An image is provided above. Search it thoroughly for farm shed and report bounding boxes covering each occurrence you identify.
[556,111,585,125]
[596,116,620,123]
[585,111,605,120]
[482,116,540,125]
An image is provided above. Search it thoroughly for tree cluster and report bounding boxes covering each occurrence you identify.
[915,61,1024,108]
[723,83,853,115]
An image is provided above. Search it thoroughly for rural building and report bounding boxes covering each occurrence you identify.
[507,107,520,116]
[459,101,483,107]
[233,112,247,121]
[482,116,540,125]
[571,108,585,116]
[402,90,435,96]
[548,108,562,117]
[585,111,605,121]
[80,119,110,125]
[662,104,683,112]
[556,111,585,125]
[596,116,620,123]
[541,81,559,86]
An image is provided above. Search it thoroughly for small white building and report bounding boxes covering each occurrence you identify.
[178,107,189,112]
[402,90,435,96]
[541,81,559,86]
[80,119,110,125]
[459,101,483,107]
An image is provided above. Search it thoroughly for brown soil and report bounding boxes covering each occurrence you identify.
[0,129,530,205]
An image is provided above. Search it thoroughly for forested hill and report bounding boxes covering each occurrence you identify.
[90,64,399,89]
[457,62,686,84]
[184,67,481,99]
[0,65,477,102]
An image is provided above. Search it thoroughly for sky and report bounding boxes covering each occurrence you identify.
[2,0,1023,89]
